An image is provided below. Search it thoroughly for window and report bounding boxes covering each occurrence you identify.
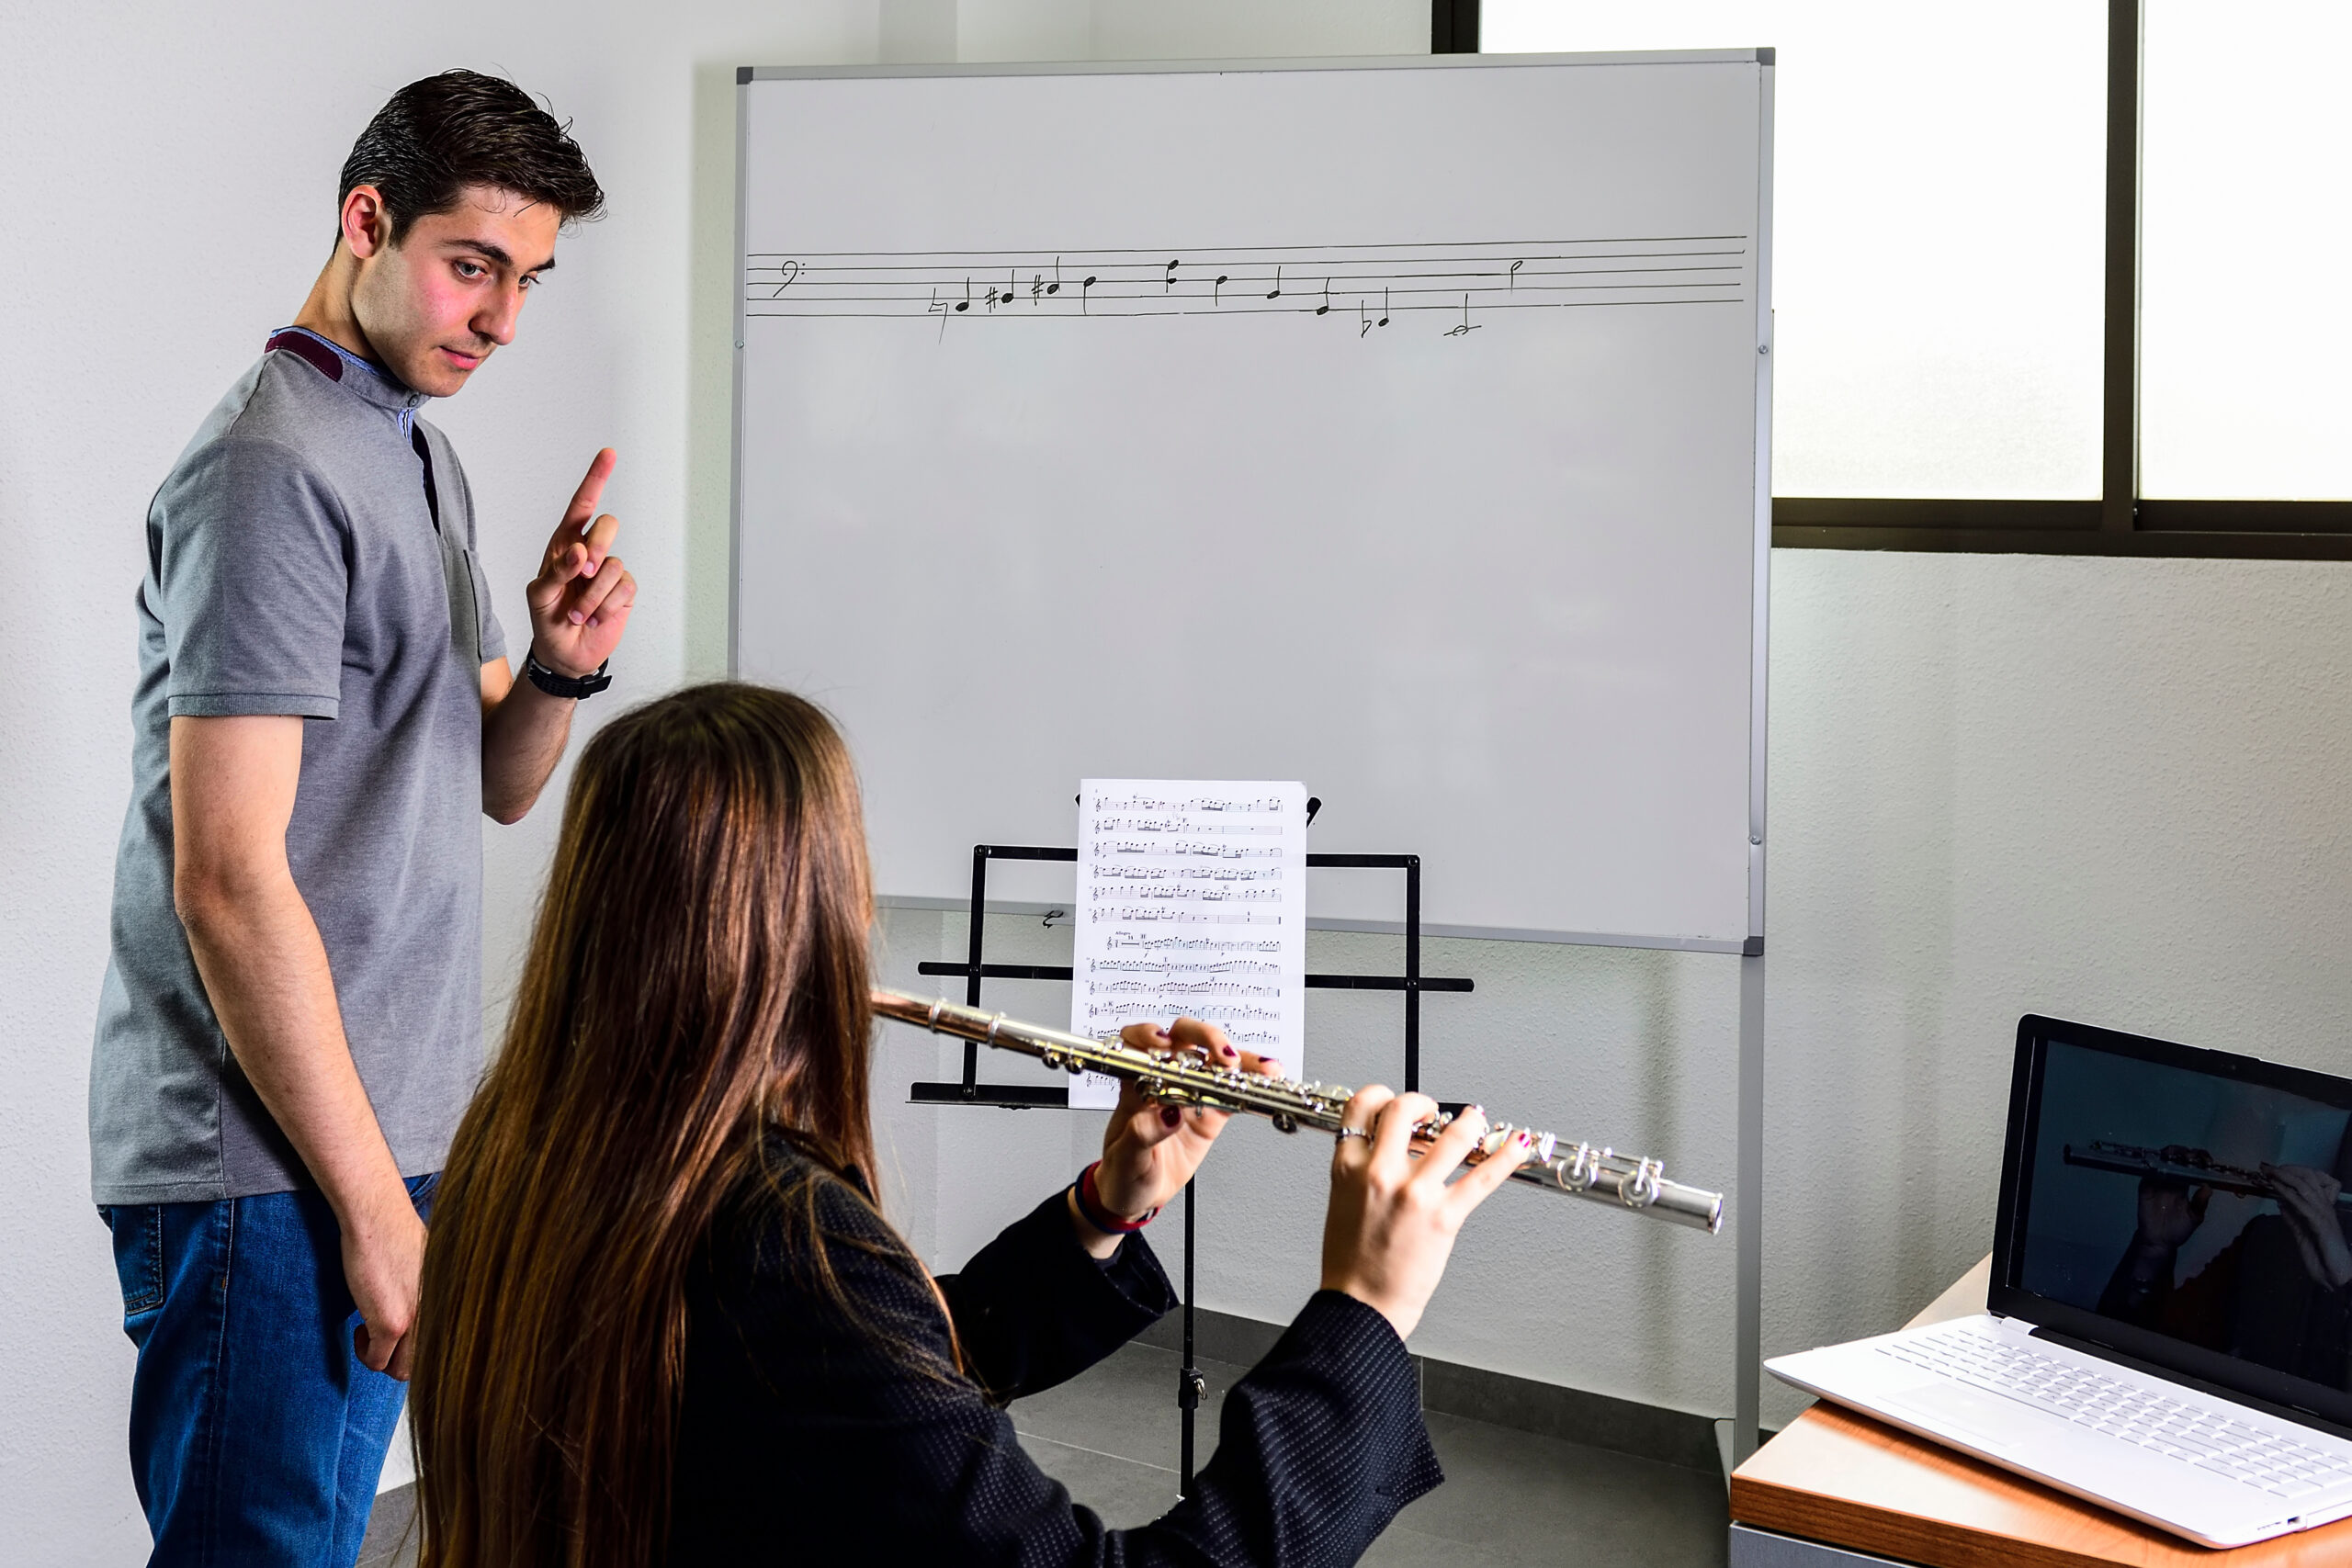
[1469,0,2352,554]
[2140,0,2352,502]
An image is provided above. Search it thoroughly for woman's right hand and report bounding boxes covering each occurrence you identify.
[1319,1087,1532,1340]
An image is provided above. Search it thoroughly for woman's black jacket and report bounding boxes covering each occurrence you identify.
[669,1135,1440,1564]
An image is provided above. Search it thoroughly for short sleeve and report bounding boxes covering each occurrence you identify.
[156,435,347,719]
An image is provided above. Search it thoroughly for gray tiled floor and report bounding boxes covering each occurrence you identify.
[363,1339,1731,1565]
[1012,1341,1732,1565]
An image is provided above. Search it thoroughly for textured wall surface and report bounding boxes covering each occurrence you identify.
[10,1,2350,1561]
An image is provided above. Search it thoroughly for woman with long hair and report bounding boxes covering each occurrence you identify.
[413,682,1529,1565]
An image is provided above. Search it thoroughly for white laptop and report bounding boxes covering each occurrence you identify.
[1770,1015,2352,1550]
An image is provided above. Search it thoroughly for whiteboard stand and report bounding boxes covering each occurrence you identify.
[908,837,1474,1493]
[1737,953,1766,1471]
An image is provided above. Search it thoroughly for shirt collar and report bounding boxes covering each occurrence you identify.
[265,326,430,435]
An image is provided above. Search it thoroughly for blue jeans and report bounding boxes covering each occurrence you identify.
[101,1174,437,1567]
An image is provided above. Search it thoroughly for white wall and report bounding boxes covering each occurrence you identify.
[10,1,2352,1562]
[2,3,876,1559]
[881,552,2352,1435]
[0,2,1419,1559]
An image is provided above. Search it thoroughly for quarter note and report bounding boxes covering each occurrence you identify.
[1215,273,1230,306]
[1265,265,1283,300]
[1316,278,1331,316]
[1379,287,1390,327]
[956,277,972,312]
[1046,257,1062,296]
[1081,274,1098,313]
[1164,259,1180,293]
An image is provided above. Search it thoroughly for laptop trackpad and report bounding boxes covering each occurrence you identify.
[1894,1382,2049,1451]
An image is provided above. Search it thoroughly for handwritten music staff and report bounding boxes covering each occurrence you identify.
[745,236,1749,335]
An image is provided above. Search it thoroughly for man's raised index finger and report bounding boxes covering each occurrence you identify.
[563,448,618,529]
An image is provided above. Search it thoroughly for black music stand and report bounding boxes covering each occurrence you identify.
[908,832,1473,1495]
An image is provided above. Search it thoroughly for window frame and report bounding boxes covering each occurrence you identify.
[1443,0,2352,557]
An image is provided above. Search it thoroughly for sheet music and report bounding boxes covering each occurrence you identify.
[1069,780,1308,1111]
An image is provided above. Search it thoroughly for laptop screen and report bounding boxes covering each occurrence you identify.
[1994,1017,2352,1435]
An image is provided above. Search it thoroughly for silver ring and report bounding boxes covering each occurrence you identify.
[1333,1125,1372,1145]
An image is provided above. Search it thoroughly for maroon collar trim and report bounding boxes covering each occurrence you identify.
[265,329,344,382]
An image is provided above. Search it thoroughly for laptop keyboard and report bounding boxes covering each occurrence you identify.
[1879,1325,2352,1501]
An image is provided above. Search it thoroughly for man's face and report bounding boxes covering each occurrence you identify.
[349,185,560,398]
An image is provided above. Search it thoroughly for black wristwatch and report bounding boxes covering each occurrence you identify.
[522,647,613,700]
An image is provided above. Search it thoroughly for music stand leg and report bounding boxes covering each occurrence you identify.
[1179,1178,1201,1495]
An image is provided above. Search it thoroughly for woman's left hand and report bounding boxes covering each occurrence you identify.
[1090,1017,1281,1224]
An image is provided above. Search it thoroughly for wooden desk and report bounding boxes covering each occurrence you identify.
[1729,1258,2352,1567]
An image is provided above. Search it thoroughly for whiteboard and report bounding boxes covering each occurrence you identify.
[733,53,1771,950]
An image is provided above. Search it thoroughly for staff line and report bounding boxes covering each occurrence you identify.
[744,250,1748,275]
[744,296,1746,320]
[746,236,1747,257]
[746,265,1748,288]
[747,281,1748,306]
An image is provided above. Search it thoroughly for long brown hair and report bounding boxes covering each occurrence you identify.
[413,682,876,1568]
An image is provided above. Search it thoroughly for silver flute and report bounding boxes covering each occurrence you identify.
[874,989,1724,1233]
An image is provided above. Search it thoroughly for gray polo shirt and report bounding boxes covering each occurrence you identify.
[90,328,507,1204]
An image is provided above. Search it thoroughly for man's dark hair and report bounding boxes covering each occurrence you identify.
[338,70,605,244]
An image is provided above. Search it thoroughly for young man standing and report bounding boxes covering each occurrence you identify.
[88,72,636,1565]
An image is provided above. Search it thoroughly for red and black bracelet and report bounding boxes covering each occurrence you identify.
[1074,1160,1159,1235]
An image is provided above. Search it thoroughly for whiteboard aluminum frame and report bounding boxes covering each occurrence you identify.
[731,46,1776,1469]
[729,47,1774,960]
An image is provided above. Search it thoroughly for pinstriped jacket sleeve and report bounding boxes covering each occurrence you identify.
[671,1169,1442,1565]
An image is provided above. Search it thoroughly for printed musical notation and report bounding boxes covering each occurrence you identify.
[1069,780,1308,1106]
[743,236,1749,338]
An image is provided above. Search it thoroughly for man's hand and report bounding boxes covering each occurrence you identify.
[171,716,424,1374]
[345,1192,428,1378]
[483,448,641,823]
[525,448,637,677]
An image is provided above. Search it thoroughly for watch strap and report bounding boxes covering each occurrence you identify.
[523,648,612,699]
